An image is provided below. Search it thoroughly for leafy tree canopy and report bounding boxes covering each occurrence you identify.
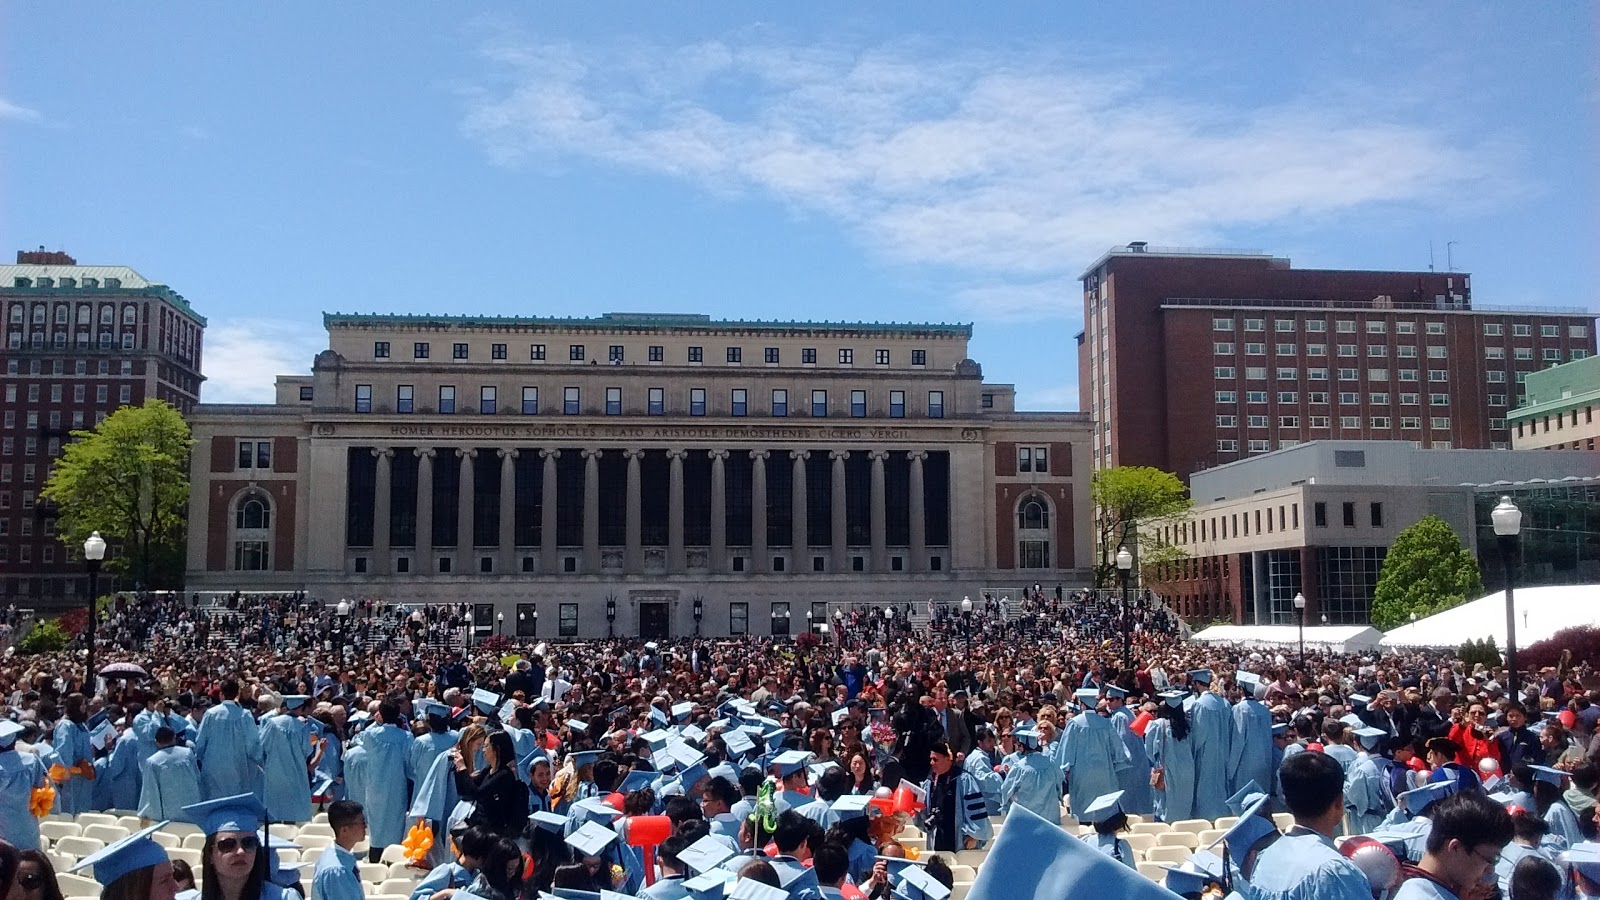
[1090,466,1192,588]
[1370,515,1483,630]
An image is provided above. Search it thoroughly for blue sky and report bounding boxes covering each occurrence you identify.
[2,3,1594,407]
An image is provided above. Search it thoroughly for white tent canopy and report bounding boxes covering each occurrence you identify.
[1189,624,1384,654]
[1380,583,1600,650]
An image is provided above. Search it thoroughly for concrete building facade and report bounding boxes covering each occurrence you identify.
[1510,355,1599,451]
[184,312,1092,638]
[1,250,206,602]
[1076,244,1597,481]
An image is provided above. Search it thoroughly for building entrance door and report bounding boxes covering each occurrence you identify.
[639,602,670,640]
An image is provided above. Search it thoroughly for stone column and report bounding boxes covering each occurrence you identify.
[908,450,927,572]
[414,448,435,574]
[869,449,888,573]
[708,450,728,573]
[371,448,393,574]
[498,448,518,574]
[790,450,810,567]
[540,449,560,574]
[750,450,769,574]
[830,449,849,571]
[624,448,644,573]
[582,449,601,573]
[667,449,687,573]
[456,449,477,556]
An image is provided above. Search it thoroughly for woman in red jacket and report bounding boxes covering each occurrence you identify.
[1446,702,1502,770]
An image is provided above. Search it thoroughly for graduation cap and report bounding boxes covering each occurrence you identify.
[565,719,590,735]
[565,821,619,858]
[727,879,787,900]
[682,867,736,899]
[1014,727,1041,750]
[1270,723,1288,737]
[1568,842,1600,881]
[769,749,811,779]
[471,689,502,714]
[706,763,739,785]
[644,642,660,652]
[723,729,755,758]
[87,709,108,731]
[68,822,171,886]
[1157,690,1186,708]
[767,858,820,895]
[1348,694,1372,709]
[529,811,567,833]
[1398,781,1457,816]
[0,720,24,749]
[183,793,264,835]
[270,860,310,888]
[416,699,450,721]
[649,706,669,728]
[1353,726,1387,749]
[671,701,695,723]
[569,750,604,771]
[807,761,841,784]
[675,762,709,795]
[830,708,850,727]
[640,729,673,751]
[451,706,474,726]
[1188,669,1213,685]
[679,724,706,743]
[1081,790,1126,824]
[1338,714,1364,729]
[90,718,116,752]
[831,794,874,821]
[282,695,310,711]
[893,862,952,900]
[677,835,735,874]
[1104,685,1127,700]
[1208,793,1276,854]
[665,741,707,772]
[1073,688,1101,707]
[567,796,622,829]
[311,774,336,798]
[1530,765,1570,787]
[499,701,520,724]
[719,698,756,719]
[618,769,656,795]
[966,805,1176,900]
[1225,782,1265,817]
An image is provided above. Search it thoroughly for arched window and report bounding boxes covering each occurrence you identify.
[236,496,270,530]
[1018,497,1050,530]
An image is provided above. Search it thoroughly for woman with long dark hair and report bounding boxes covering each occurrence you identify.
[68,829,176,900]
[182,794,289,900]
[1144,691,1197,822]
[453,730,529,839]
[15,849,65,900]
[844,748,875,796]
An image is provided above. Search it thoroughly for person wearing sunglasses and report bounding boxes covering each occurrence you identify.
[15,849,65,900]
[182,794,291,900]
[67,826,176,900]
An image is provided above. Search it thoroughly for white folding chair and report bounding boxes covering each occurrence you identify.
[81,824,130,845]
[51,837,105,860]
[56,874,100,898]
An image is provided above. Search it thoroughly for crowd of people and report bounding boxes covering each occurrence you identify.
[0,587,1590,900]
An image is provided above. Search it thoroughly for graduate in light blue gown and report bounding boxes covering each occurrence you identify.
[962,726,1005,818]
[137,725,202,824]
[1105,687,1152,815]
[1000,728,1063,825]
[1247,751,1372,900]
[1186,671,1234,821]
[1058,689,1129,822]
[1530,767,1583,851]
[1078,790,1137,869]
[1229,672,1276,799]
[1492,810,1552,900]
[1343,728,1395,836]
[54,699,96,814]
[1563,842,1600,900]
[194,681,264,801]
[407,735,465,869]
[311,715,345,803]
[96,722,143,812]
[1144,690,1197,822]
[1390,790,1516,900]
[0,721,46,850]
[407,701,459,804]
[353,699,414,856]
[260,696,317,823]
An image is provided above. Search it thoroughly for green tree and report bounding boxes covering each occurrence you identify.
[41,400,193,589]
[1090,466,1192,588]
[14,619,69,655]
[1370,515,1484,630]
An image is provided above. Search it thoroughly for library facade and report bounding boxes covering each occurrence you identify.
[185,312,1092,638]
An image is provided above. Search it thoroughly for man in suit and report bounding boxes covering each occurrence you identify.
[935,690,971,757]
[1412,687,1455,743]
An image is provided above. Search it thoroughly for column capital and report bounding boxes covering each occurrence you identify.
[867,449,890,462]
[498,448,519,460]
[622,448,646,460]
[749,449,769,461]
[790,449,811,461]
[665,448,689,460]
[829,449,851,461]
[581,448,603,460]
[539,448,561,460]
[456,447,478,459]
[707,449,729,461]
[414,447,436,459]
[372,447,395,460]
[908,449,929,461]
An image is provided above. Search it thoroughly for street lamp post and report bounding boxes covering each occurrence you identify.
[960,595,973,650]
[806,610,814,634]
[496,611,504,637]
[335,598,351,650]
[884,606,895,638]
[605,596,617,639]
[693,597,704,636]
[1293,592,1307,671]
[1492,496,1524,696]
[1115,546,1133,672]
[82,532,106,691]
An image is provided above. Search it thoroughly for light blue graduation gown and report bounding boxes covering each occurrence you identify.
[310,843,364,900]
[260,713,314,823]
[1344,754,1393,836]
[195,700,263,800]
[502,727,537,782]
[962,748,1004,817]
[407,862,471,900]
[1144,717,1197,822]
[1188,692,1234,820]
[1391,877,1458,899]
[408,731,459,799]
[1000,751,1064,825]
[32,742,62,814]
[314,730,345,801]
[1324,743,1357,773]
[0,748,46,850]
[1494,842,1550,899]
[53,719,94,814]
[1248,828,1374,900]
[406,744,459,868]
[1079,832,1136,869]
[1108,707,1152,815]
[642,874,691,899]
[846,837,875,884]
[355,722,413,847]
[137,745,203,823]
[94,733,142,812]
[342,740,369,819]
[1058,712,1128,820]
[1545,799,1583,849]
[1229,698,1275,798]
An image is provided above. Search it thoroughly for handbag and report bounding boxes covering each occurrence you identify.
[1149,766,1166,791]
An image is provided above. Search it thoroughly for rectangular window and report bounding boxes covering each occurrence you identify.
[1279,415,1300,428]
[1484,323,1504,336]
[605,387,622,415]
[1543,348,1563,362]
[609,345,624,363]
[688,346,703,363]
[1341,415,1360,428]
[1489,417,1506,430]
[373,341,390,358]
[521,386,538,415]
[1245,343,1265,355]
[563,387,580,415]
[1342,502,1356,527]
[726,347,742,364]
[1217,439,1238,452]
[1214,342,1235,355]
[810,390,828,417]
[1277,391,1297,403]
[1306,320,1327,333]
[1246,391,1268,403]
[889,390,905,418]
[1018,446,1033,472]
[802,348,817,365]
[1367,345,1387,358]
[731,389,747,416]
[355,384,372,412]
[1307,344,1326,356]
[1514,347,1533,360]
[875,349,890,366]
[1401,416,1421,429]
[850,390,866,417]
[649,345,664,362]
[1426,322,1445,335]
[453,342,469,360]
[1309,392,1329,404]
[1371,416,1391,428]
[569,344,585,361]
[299,386,313,402]
[771,389,787,417]
[927,391,944,418]
[1570,324,1589,338]
[1245,367,1267,380]
[1218,416,1238,430]
[1428,370,1448,382]
[492,343,507,360]
[396,384,414,413]
[729,602,748,635]
[414,342,429,359]
[1275,320,1296,332]
[1366,321,1387,334]
[911,349,926,366]
[1033,446,1048,473]
[238,441,254,469]
[1244,318,1264,331]
[119,385,132,403]
[1276,368,1298,380]
[1369,369,1388,382]
[1313,502,1327,528]
[1541,324,1558,337]
[647,387,664,415]
[1337,320,1356,333]
[981,393,993,408]
[1276,343,1296,356]
[1248,440,1270,453]
[690,388,707,416]
[256,442,271,471]
[1488,393,1506,407]
[1427,345,1448,359]
[1247,415,1268,428]
[1431,416,1451,429]
[559,603,578,638]
[1213,318,1233,331]
[838,348,854,365]
[530,343,546,360]
[1216,390,1237,403]
[1512,324,1532,337]
[1310,416,1330,428]
[764,347,780,364]
[1308,367,1328,380]
[438,385,456,414]
[479,386,496,415]
[1370,392,1390,405]
[1215,367,1236,378]
[1338,345,1358,357]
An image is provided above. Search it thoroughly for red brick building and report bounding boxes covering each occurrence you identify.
[1077,245,1597,481]
[1,250,206,604]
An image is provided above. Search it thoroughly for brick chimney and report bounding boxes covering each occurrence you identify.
[16,247,76,266]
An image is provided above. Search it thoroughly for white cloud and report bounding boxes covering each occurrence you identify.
[459,33,1512,319]
[202,319,322,404]
[0,96,40,123]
